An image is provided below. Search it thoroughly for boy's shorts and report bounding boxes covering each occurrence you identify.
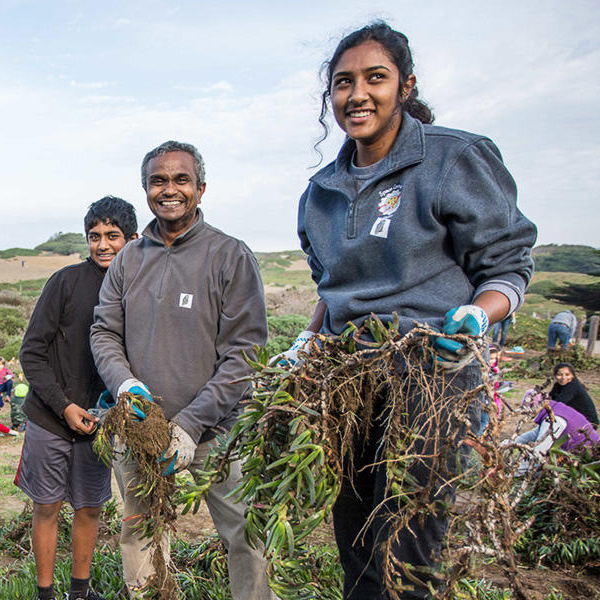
[15,420,111,510]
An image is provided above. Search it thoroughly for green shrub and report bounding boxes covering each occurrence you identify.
[35,232,87,256]
[0,336,22,361]
[527,280,561,297]
[0,290,25,306]
[265,335,294,357]
[0,248,39,259]
[0,307,26,336]
[268,314,310,338]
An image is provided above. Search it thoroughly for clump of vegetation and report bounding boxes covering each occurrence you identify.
[548,280,600,313]
[180,315,600,600]
[515,443,600,568]
[181,316,543,599]
[93,394,176,600]
[0,307,27,337]
[0,290,26,307]
[510,314,549,351]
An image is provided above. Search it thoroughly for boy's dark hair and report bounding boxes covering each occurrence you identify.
[84,196,138,240]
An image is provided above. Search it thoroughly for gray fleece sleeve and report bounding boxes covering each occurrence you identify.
[90,254,136,397]
[439,138,537,310]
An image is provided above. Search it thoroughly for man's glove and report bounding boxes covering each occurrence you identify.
[272,330,316,366]
[160,422,197,475]
[433,305,489,371]
[117,378,152,420]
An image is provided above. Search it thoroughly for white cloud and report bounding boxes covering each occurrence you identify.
[69,80,114,89]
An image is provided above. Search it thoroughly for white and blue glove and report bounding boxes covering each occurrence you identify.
[433,305,489,371]
[273,330,316,367]
[160,422,197,475]
[117,378,153,420]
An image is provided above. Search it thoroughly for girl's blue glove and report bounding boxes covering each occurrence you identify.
[433,305,489,371]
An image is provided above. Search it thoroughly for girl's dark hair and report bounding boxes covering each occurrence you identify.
[315,21,433,158]
[553,362,577,377]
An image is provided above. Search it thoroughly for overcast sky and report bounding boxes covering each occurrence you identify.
[1,0,598,252]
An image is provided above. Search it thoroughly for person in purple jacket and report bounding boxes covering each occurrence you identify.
[513,400,599,474]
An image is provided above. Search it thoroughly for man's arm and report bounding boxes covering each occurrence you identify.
[90,255,136,397]
[173,249,268,442]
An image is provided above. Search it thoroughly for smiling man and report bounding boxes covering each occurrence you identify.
[90,141,273,599]
[17,196,138,600]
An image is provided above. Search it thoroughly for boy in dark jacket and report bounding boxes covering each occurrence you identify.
[16,197,138,600]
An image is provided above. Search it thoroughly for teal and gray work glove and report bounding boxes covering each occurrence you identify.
[433,305,489,371]
[160,422,197,476]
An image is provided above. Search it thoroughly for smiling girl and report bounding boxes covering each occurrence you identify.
[287,21,537,599]
[550,362,598,427]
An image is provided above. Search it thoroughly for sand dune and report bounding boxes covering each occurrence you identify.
[0,254,81,283]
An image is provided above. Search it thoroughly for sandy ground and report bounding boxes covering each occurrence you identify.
[0,254,81,283]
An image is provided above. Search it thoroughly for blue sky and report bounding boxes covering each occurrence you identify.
[1,0,598,251]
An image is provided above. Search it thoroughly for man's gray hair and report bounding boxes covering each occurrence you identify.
[141,140,206,190]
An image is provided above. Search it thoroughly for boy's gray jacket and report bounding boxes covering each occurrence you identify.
[298,112,537,336]
[90,210,268,443]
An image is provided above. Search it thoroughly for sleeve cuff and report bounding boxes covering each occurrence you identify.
[473,280,522,313]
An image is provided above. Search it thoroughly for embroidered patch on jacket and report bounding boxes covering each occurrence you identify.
[179,293,194,309]
[370,184,402,239]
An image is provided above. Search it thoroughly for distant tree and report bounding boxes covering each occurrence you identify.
[548,281,600,313]
[533,244,600,275]
[35,232,87,256]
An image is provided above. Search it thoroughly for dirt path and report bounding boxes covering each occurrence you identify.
[0,254,81,283]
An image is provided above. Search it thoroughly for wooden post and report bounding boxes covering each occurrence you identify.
[575,317,586,345]
[587,316,599,356]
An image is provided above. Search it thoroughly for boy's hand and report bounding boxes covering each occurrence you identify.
[63,403,99,435]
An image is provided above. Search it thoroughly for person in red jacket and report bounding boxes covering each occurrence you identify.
[0,357,14,406]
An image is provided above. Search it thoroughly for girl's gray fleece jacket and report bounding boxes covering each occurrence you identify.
[90,210,268,444]
[298,112,537,336]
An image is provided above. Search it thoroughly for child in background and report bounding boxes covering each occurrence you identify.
[0,357,14,407]
[0,422,19,436]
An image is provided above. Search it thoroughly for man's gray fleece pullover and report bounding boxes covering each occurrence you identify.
[90,210,268,443]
